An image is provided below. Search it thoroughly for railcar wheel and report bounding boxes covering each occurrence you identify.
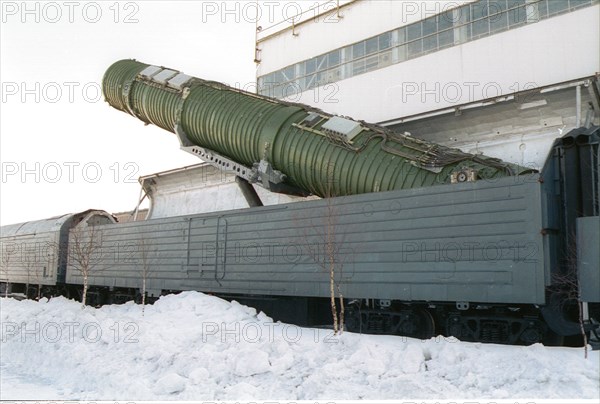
[345,305,362,333]
[395,307,436,339]
[412,308,436,339]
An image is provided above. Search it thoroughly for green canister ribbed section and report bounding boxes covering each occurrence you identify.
[103,59,532,197]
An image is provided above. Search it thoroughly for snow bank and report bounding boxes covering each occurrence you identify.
[1,292,598,400]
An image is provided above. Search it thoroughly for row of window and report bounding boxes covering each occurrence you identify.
[258,0,598,99]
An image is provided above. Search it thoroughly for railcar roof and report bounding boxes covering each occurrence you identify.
[0,210,116,238]
[0,213,75,237]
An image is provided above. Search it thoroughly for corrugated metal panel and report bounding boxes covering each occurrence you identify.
[0,210,117,286]
[1,213,79,286]
[578,216,600,303]
[0,230,61,286]
[0,213,74,237]
[70,174,546,304]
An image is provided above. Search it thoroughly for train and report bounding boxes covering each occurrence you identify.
[0,59,598,346]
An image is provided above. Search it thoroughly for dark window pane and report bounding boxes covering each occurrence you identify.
[508,5,527,26]
[407,38,422,57]
[297,77,306,91]
[547,0,569,15]
[365,56,379,71]
[488,0,507,14]
[488,0,507,25]
[270,71,283,84]
[353,42,365,59]
[352,59,365,75]
[548,0,569,15]
[365,37,378,55]
[423,34,437,52]
[379,32,391,50]
[538,0,549,18]
[472,0,489,21]
[570,0,591,9]
[316,54,327,71]
[459,3,471,23]
[282,82,300,98]
[407,22,422,41]
[327,50,340,67]
[471,17,489,37]
[438,29,454,48]
[282,66,294,81]
[305,58,317,75]
[438,10,454,30]
[422,17,437,36]
[315,71,326,85]
[261,73,271,85]
[490,10,508,32]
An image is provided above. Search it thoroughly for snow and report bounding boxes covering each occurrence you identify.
[0,292,598,401]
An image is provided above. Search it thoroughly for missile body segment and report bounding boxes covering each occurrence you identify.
[103,59,532,197]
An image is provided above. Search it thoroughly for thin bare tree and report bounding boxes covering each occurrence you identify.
[550,270,589,358]
[68,223,104,308]
[137,236,156,315]
[301,164,352,334]
[550,237,589,358]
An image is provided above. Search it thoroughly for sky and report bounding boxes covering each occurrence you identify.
[0,0,327,225]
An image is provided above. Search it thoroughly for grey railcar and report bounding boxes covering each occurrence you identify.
[67,174,545,306]
[0,210,116,296]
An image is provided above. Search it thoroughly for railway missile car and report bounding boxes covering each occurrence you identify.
[0,60,598,346]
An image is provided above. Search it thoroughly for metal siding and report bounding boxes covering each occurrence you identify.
[0,231,61,286]
[578,216,600,303]
[74,174,546,304]
[64,217,189,286]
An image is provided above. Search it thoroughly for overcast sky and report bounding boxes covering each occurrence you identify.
[0,0,327,225]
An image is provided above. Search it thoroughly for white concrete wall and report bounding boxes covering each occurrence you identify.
[257,2,599,123]
[257,0,474,75]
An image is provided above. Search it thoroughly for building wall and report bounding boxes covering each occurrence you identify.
[256,0,599,123]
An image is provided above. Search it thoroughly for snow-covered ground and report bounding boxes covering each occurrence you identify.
[0,292,598,401]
